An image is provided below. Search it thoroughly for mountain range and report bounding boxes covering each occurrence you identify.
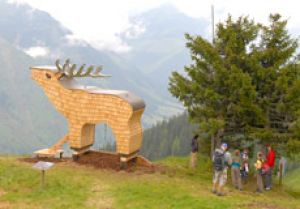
[0,0,208,154]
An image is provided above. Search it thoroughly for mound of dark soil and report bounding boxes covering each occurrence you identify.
[20,150,156,173]
[75,150,123,170]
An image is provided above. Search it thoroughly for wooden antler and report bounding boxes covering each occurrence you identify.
[55,59,111,79]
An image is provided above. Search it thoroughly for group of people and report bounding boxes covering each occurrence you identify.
[254,145,276,193]
[190,135,276,196]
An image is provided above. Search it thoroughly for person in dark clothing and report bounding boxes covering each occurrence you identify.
[190,134,199,168]
[240,148,249,184]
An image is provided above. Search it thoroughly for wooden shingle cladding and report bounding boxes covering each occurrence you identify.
[31,66,145,161]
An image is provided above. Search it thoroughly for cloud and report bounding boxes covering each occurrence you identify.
[9,0,167,53]
[24,46,49,57]
[122,21,146,39]
[171,0,300,34]
[9,0,300,53]
[66,34,131,53]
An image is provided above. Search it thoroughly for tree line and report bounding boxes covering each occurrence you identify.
[140,113,197,160]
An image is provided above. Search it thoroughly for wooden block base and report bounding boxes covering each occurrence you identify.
[34,148,64,158]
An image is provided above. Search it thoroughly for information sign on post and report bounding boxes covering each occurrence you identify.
[33,161,54,188]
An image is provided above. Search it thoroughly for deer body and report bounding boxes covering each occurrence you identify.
[31,66,145,159]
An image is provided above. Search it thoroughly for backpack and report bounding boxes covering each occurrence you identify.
[262,162,270,175]
[214,151,225,171]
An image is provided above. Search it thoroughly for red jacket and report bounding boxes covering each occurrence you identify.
[266,149,276,168]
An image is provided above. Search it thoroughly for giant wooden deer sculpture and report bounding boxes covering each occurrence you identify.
[31,59,145,162]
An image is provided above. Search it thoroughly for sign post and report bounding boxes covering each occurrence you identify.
[33,161,54,188]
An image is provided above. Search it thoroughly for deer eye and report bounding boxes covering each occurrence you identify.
[45,73,52,79]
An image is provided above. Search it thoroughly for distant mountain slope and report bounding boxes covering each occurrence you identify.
[0,1,188,154]
[121,4,208,97]
[0,38,67,154]
[0,1,213,154]
[0,0,70,48]
[0,0,183,126]
[141,113,198,160]
[0,37,180,154]
[49,43,182,125]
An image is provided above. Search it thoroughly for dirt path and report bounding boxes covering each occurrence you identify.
[0,189,10,209]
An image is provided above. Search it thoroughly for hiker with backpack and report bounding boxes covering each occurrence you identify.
[212,143,232,196]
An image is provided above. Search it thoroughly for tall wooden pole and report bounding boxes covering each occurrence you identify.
[41,170,45,188]
[210,5,215,160]
[211,5,215,44]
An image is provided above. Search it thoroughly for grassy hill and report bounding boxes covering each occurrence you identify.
[0,156,299,209]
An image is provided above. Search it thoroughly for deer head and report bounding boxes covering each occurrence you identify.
[31,66,64,87]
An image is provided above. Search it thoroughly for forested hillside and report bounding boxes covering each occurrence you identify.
[141,113,198,160]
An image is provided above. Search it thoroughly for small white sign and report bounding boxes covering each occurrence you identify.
[33,161,54,171]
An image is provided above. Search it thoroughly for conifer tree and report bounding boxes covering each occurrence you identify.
[169,14,300,157]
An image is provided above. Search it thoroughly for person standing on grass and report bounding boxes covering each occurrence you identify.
[212,143,231,196]
[231,149,242,190]
[254,152,264,193]
[190,134,199,168]
[241,148,249,184]
[278,155,287,177]
[265,144,276,190]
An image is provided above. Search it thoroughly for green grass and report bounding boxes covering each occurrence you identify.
[0,156,299,209]
[285,168,300,197]
[112,181,231,209]
[111,156,300,209]
[0,157,95,209]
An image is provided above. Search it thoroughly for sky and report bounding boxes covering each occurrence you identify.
[9,0,300,53]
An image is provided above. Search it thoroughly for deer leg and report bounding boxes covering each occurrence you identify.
[68,123,83,149]
[34,134,69,158]
[68,123,84,160]
[68,123,96,159]
[50,135,69,152]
